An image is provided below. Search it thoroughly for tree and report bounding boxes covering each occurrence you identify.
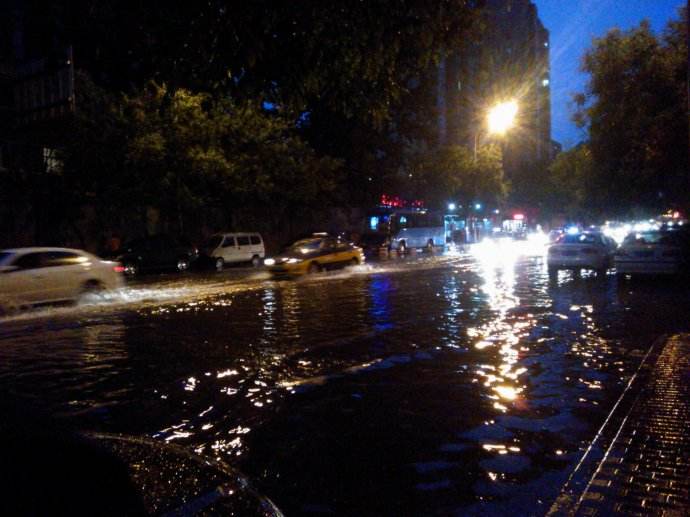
[544,145,594,219]
[574,8,688,215]
[60,76,341,239]
[402,144,507,209]
[16,1,482,206]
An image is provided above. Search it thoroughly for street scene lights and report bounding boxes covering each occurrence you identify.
[488,99,518,135]
[474,99,518,160]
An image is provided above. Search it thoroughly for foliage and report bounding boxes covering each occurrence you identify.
[61,76,341,237]
[77,1,477,127]
[544,145,594,218]
[6,1,488,245]
[574,7,688,215]
[15,0,481,206]
[402,143,508,208]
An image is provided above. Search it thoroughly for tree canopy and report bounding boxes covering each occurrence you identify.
[22,1,478,127]
[3,1,507,245]
[60,75,341,239]
[401,143,507,209]
[573,7,688,215]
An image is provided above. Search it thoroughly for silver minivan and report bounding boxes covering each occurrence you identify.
[203,233,265,270]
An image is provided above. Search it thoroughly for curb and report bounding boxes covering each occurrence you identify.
[546,334,669,516]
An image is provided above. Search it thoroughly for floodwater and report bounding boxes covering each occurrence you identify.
[2,240,690,515]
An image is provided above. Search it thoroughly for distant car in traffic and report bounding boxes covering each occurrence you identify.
[117,235,198,276]
[615,229,689,277]
[547,231,617,274]
[0,247,124,314]
[201,232,265,270]
[265,235,364,276]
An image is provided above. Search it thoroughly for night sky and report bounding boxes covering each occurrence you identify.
[534,0,685,148]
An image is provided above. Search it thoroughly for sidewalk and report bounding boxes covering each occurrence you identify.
[549,334,690,516]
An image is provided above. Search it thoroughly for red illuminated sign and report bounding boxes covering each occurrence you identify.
[379,195,424,209]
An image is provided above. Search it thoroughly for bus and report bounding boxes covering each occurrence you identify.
[388,210,446,253]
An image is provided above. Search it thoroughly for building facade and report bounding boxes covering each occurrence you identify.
[437,0,552,200]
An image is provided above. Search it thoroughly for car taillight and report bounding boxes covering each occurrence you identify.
[113,265,125,273]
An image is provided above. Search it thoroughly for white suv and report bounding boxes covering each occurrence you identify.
[0,247,124,314]
[202,233,266,270]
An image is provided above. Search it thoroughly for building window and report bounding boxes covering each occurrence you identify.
[542,79,550,87]
[43,147,63,174]
[544,41,549,48]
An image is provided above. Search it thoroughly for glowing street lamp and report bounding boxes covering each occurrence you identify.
[488,100,518,135]
[474,99,519,160]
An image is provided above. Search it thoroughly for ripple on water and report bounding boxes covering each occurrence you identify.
[1,247,689,514]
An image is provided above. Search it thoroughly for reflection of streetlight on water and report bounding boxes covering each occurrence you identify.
[474,99,518,160]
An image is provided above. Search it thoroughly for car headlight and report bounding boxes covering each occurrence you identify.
[287,258,302,264]
[264,258,275,266]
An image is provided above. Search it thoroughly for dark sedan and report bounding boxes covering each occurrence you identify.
[117,235,198,276]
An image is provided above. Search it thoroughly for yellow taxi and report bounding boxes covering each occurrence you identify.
[265,235,364,276]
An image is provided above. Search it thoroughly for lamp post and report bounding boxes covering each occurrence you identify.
[474,100,518,161]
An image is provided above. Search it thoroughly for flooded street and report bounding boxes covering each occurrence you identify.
[2,241,690,515]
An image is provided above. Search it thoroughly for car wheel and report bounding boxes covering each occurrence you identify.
[215,257,224,271]
[350,257,359,266]
[398,241,407,255]
[124,263,138,276]
[0,299,19,317]
[79,280,105,304]
[177,258,190,272]
[426,239,434,252]
[251,255,261,267]
[308,262,321,274]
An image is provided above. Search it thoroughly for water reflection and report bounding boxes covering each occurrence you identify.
[468,239,528,416]
[368,275,394,333]
[4,244,690,514]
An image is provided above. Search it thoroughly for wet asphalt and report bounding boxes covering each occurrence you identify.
[1,240,690,515]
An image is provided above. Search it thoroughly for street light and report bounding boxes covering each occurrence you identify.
[448,202,456,211]
[488,100,518,135]
[474,99,518,160]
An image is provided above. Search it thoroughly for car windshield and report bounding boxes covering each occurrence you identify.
[560,233,600,244]
[287,238,323,253]
[204,235,223,249]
